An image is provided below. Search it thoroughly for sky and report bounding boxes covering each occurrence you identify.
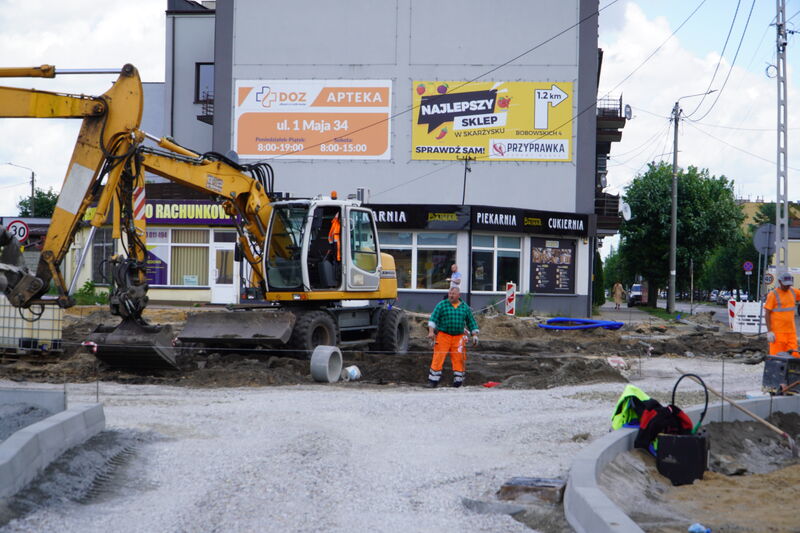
[0,0,796,257]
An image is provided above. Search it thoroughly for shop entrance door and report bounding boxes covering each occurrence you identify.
[210,231,238,304]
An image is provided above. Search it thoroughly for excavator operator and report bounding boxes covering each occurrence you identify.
[328,212,341,262]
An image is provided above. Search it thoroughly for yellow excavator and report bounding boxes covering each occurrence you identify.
[0,64,409,369]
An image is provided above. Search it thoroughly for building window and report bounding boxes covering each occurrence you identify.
[471,234,521,292]
[379,231,456,290]
[170,229,209,286]
[195,62,214,103]
[91,228,115,284]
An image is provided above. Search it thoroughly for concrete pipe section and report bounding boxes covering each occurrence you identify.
[310,345,343,383]
[564,394,800,533]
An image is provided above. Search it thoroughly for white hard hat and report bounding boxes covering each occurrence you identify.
[779,272,794,286]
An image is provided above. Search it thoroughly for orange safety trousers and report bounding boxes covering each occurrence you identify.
[428,331,466,383]
[769,332,799,357]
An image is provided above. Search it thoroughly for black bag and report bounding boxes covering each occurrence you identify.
[655,373,709,486]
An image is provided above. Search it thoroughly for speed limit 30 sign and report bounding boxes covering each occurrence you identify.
[5,219,30,243]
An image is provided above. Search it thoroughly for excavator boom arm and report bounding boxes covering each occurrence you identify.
[0,64,143,308]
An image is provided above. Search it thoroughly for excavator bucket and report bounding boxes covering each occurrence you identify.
[178,310,295,348]
[86,318,178,370]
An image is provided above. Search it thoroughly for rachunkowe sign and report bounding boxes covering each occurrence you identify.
[234,80,392,159]
[412,81,573,162]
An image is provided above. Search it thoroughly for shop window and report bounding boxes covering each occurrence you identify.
[91,228,115,284]
[390,249,412,289]
[213,230,237,243]
[417,248,455,289]
[379,232,411,289]
[471,234,521,292]
[378,231,456,290]
[170,229,209,286]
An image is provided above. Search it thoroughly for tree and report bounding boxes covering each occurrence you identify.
[17,187,58,217]
[702,231,759,295]
[618,162,743,306]
[748,201,800,234]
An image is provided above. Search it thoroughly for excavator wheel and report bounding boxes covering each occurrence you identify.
[289,310,338,359]
[376,307,409,354]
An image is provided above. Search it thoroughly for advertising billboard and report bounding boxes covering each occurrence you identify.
[412,81,573,162]
[234,80,392,159]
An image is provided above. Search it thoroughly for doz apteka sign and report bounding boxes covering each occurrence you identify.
[234,79,392,160]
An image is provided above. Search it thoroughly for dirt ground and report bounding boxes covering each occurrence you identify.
[0,306,791,531]
[0,307,766,389]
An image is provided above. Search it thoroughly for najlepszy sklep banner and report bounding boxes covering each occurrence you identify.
[412,81,573,162]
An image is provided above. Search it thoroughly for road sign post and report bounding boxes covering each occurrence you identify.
[6,219,30,244]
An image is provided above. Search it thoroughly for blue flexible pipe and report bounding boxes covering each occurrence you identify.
[538,317,624,330]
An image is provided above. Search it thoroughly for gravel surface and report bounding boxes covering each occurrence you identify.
[0,357,763,533]
[0,404,52,443]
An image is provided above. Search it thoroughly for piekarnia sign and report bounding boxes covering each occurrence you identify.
[368,204,589,237]
[471,205,589,237]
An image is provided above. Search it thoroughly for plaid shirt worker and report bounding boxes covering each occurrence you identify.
[428,299,479,335]
[426,290,479,388]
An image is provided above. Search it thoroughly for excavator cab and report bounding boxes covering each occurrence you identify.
[263,198,382,295]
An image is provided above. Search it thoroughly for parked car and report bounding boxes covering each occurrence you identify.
[709,289,719,302]
[627,284,643,307]
[716,291,732,305]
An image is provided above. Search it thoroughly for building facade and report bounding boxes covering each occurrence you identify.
[68,0,625,315]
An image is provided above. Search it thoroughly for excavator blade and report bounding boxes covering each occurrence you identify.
[178,310,295,348]
[86,318,178,370]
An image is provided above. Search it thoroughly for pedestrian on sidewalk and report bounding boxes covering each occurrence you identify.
[612,281,625,310]
[426,287,479,388]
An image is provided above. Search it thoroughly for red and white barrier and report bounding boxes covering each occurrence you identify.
[505,282,516,316]
[728,300,766,333]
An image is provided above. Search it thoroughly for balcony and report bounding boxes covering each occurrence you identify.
[197,91,213,125]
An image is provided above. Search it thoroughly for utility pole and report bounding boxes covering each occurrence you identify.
[668,101,680,314]
[775,0,789,275]
[667,90,716,314]
[29,168,35,217]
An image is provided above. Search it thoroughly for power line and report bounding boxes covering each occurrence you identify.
[0,180,29,190]
[378,0,709,196]
[685,0,757,122]
[685,0,742,117]
[683,120,800,171]
[603,0,709,95]
[608,119,671,165]
[262,0,623,163]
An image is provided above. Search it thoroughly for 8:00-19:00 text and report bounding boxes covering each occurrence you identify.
[257,143,304,152]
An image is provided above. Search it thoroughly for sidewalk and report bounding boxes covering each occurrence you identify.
[595,301,658,324]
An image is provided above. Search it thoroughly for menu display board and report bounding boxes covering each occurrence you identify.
[530,237,575,294]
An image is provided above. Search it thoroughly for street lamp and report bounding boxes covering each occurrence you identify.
[1,162,35,217]
[668,90,716,313]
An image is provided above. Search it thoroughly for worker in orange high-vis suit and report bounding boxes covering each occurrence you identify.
[327,212,341,261]
[764,272,800,357]
[426,287,479,388]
